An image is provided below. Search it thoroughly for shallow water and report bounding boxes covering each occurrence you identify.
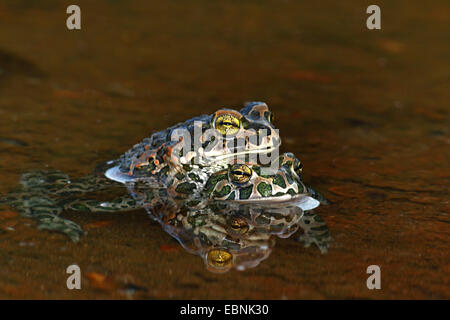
[0,0,449,299]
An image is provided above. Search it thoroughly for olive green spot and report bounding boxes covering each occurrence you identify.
[226,191,235,200]
[239,185,253,200]
[214,185,231,198]
[272,174,286,188]
[252,166,261,176]
[257,182,272,197]
[287,188,297,196]
[204,172,228,196]
[175,182,197,194]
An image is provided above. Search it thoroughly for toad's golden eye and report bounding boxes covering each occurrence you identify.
[206,249,233,272]
[229,164,252,184]
[228,217,249,235]
[214,113,241,136]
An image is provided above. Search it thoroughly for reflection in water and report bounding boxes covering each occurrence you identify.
[1,160,333,273]
[0,94,333,273]
[127,182,332,273]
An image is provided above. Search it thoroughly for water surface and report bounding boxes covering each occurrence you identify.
[0,0,448,299]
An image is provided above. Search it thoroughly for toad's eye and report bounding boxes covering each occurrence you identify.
[206,249,233,271]
[214,113,241,136]
[264,111,274,123]
[228,217,249,235]
[229,164,252,184]
[294,159,303,176]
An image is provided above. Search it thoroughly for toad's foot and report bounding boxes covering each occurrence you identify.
[297,210,333,254]
[4,192,84,242]
[36,213,84,242]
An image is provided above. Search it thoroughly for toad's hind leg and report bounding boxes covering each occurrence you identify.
[20,170,115,195]
[64,195,142,213]
[1,170,113,242]
[297,210,333,254]
[4,192,84,242]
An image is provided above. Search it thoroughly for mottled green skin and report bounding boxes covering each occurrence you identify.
[0,103,332,271]
[1,153,330,250]
[116,101,280,180]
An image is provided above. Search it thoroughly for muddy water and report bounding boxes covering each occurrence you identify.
[0,0,448,299]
